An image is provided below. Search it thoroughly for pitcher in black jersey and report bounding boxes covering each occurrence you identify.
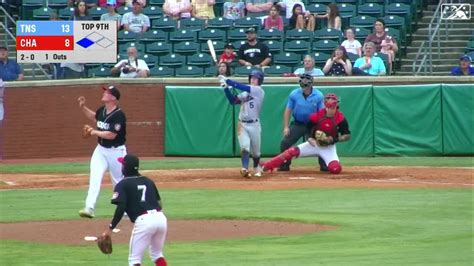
[102,154,168,266]
[78,85,127,219]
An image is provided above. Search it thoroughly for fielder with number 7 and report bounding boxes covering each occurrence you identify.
[261,93,351,174]
[219,70,265,177]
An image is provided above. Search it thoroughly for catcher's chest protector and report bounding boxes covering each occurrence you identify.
[313,112,344,138]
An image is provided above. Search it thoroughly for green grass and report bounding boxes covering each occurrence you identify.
[0,188,472,265]
[0,156,472,174]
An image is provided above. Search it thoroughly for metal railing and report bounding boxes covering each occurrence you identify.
[0,6,51,80]
[412,0,453,75]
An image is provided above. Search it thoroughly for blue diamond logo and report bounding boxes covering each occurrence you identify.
[77,38,94,48]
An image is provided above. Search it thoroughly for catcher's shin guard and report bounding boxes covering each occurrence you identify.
[262,147,300,172]
[328,160,342,174]
[155,257,167,266]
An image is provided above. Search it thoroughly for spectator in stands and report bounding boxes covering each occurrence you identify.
[289,3,315,31]
[0,47,23,82]
[71,0,93,20]
[451,55,474,76]
[101,2,122,29]
[223,0,245,20]
[278,0,304,20]
[68,0,98,8]
[341,28,362,57]
[163,0,192,20]
[245,0,273,18]
[293,54,324,77]
[237,27,272,68]
[219,43,236,65]
[264,4,284,31]
[365,18,398,74]
[125,0,146,7]
[217,62,232,76]
[323,46,352,76]
[122,0,150,33]
[191,0,215,21]
[353,42,386,76]
[111,46,150,78]
[98,0,126,8]
[314,3,341,31]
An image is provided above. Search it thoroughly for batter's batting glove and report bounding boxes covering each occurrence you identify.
[218,75,227,84]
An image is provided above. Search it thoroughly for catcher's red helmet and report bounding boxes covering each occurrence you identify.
[324,93,339,108]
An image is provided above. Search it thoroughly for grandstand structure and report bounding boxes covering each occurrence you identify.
[1,0,473,79]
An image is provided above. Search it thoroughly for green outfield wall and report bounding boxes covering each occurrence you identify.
[165,84,473,157]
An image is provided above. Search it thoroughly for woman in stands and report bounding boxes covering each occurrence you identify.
[314,3,341,31]
[264,4,284,31]
[365,18,398,74]
[163,0,192,20]
[191,0,216,21]
[217,62,232,77]
[341,28,362,57]
[289,3,315,31]
[323,46,352,76]
[72,0,93,20]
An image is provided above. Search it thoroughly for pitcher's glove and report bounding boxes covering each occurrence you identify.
[97,234,112,254]
[82,124,94,138]
[314,130,334,146]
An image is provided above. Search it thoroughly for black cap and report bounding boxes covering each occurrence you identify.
[132,0,142,5]
[245,27,256,34]
[118,154,140,176]
[103,85,121,100]
[224,43,234,49]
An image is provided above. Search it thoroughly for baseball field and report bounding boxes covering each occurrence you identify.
[0,156,472,265]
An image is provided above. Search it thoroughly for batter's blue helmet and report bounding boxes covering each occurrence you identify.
[249,70,264,85]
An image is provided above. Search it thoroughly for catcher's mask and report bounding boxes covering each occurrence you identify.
[118,154,140,177]
[324,93,339,109]
[248,70,264,85]
[299,73,313,88]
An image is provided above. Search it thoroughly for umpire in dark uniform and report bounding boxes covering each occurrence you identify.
[279,74,327,171]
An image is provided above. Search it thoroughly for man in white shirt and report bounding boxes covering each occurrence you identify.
[111,47,150,78]
[121,0,151,33]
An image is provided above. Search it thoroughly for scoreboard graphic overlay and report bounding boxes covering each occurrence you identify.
[16,21,117,63]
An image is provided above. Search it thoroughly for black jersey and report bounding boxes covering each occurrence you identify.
[237,41,271,66]
[95,106,126,148]
[111,176,162,223]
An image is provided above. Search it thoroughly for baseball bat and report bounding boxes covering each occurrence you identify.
[207,39,217,64]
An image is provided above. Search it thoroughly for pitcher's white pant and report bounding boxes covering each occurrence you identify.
[237,121,261,157]
[297,141,339,164]
[85,144,126,210]
[129,210,167,266]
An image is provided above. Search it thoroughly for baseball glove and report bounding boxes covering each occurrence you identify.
[97,234,113,254]
[82,124,94,138]
[314,130,332,146]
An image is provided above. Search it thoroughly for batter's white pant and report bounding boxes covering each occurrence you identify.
[84,144,126,211]
[129,210,167,266]
[297,141,339,164]
[237,121,261,158]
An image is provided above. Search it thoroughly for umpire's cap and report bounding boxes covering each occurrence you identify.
[118,154,140,176]
[103,85,121,100]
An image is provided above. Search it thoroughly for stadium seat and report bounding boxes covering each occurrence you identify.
[204,65,218,77]
[149,66,174,77]
[284,40,311,54]
[384,27,400,42]
[118,30,139,44]
[308,0,332,3]
[273,52,302,68]
[227,28,247,42]
[465,40,474,53]
[263,40,284,55]
[382,15,407,46]
[373,52,390,74]
[313,28,343,42]
[337,3,356,27]
[58,7,74,20]
[88,66,111,78]
[21,0,45,20]
[231,40,247,51]
[311,51,332,68]
[169,30,198,43]
[258,29,284,41]
[140,30,168,43]
[350,15,376,29]
[306,3,327,15]
[312,39,339,53]
[335,0,357,5]
[233,17,262,29]
[152,17,178,32]
[187,53,214,67]
[146,41,172,56]
[119,42,145,53]
[198,29,227,42]
[385,3,413,34]
[89,6,107,20]
[149,0,165,6]
[175,66,203,77]
[234,66,259,76]
[264,65,292,77]
[200,40,226,54]
[180,18,206,31]
[159,53,186,68]
[173,41,200,55]
[141,54,158,68]
[285,29,314,41]
[353,27,371,44]
[117,6,132,15]
[47,0,68,10]
[364,0,386,4]
[142,5,163,21]
[207,17,234,30]
[33,7,55,20]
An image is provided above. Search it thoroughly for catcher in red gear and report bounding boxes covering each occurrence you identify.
[261,93,351,174]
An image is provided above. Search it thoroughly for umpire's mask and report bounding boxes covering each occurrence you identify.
[299,73,313,89]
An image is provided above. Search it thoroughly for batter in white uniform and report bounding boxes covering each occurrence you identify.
[78,85,127,218]
[219,70,265,177]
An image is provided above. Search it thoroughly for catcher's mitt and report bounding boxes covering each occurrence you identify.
[82,124,94,138]
[314,130,333,146]
[97,234,113,254]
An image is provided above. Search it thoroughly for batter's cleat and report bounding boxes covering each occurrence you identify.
[253,166,263,177]
[240,168,250,178]
[79,208,95,219]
